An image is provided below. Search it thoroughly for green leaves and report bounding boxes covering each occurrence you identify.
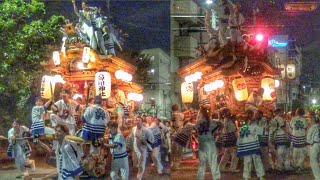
[0,0,64,125]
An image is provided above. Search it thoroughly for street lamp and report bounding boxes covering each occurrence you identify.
[312,99,317,104]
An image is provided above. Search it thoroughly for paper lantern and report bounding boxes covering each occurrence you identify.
[82,47,91,65]
[136,94,143,102]
[232,77,248,101]
[40,75,55,99]
[53,51,60,66]
[115,70,124,79]
[261,78,275,101]
[215,80,224,88]
[95,71,111,99]
[185,75,193,83]
[279,64,286,79]
[286,63,296,79]
[275,80,280,88]
[181,82,193,103]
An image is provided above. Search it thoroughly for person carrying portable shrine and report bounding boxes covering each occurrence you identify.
[7,119,35,178]
[219,108,239,172]
[53,124,83,180]
[31,97,55,142]
[237,110,265,180]
[127,117,154,180]
[102,122,129,180]
[306,114,320,180]
[81,95,110,153]
[255,110,272,171]
[155,117,171,163]
[106,84,128,129]
[290,108,308,172]
[195,108,222,180]
[50,89,80,135]
[145,116,164,175]
[245,88,264,114]
[270,108,291,171]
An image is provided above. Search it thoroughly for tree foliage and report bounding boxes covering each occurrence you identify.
[117,48,152,86]
[0,0,64,133]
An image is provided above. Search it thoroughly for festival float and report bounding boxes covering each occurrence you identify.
[177,1,281,116]
[38,19,143,177]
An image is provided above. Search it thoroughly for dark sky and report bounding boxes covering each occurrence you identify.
[44,0,170,55]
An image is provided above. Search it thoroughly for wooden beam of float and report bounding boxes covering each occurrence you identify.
[176,57,211,78]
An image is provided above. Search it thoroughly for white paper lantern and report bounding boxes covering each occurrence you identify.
[181,82,193,103]
[261,77,276,101]
[195,71,203,80]
[215,80,224,88]
[127,92,134,101]
[40,75,55,99]
[127,74,133,82]
[53,75,66,84]
[115,70,124,79]
[53,51,60,66]
[184,75,192,83]
[204,84,211,92]
[137,94,143,102]
[232,77,248,101]
[95,71,111,99]
[275,80,280,88]
[279,64,286,79]
[82,47,91,65]
[286,63,296,79]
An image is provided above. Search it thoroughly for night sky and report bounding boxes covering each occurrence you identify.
[44,0,170,55]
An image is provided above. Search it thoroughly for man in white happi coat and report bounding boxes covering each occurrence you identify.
[50,89,79,135]
[146,116,164,174]
[270,108,291,171]
[228,4,245,46]
[7,119,33,178]
[237,110,265,180]
[129,117,154,180]
[72,0,106,55]
[290,108,308,171]
[306,116,320,179]
[82,96,109,153]
[102,26,123,56]
[107,84,127,129]
[219,108,239,172]
[103,122,129,180]
[255,110,272,171]
[31,97,55,142]
[217,0,233,46]
[195,108,221,180]
[245,88,264,113]
[54,124,83,180]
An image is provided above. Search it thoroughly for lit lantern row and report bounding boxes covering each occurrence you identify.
[278,63,296,80]
[41,75,66,99]
[185,71,203,83]
[115,70,133,82]
[232,77,249,101]
[204,79,224,92]
[232,77,278,101]
[261,78,275,100]
[52,47,94,67]
[95,71,111,99]
[181,82,193,103]
[127,92,144,102]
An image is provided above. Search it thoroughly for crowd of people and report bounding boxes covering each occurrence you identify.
[6,83,172,179]
[171,104,320,180]
[6,82,320,180]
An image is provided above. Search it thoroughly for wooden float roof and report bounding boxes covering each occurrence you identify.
[41,48,143,93]
[177,46,281,82]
